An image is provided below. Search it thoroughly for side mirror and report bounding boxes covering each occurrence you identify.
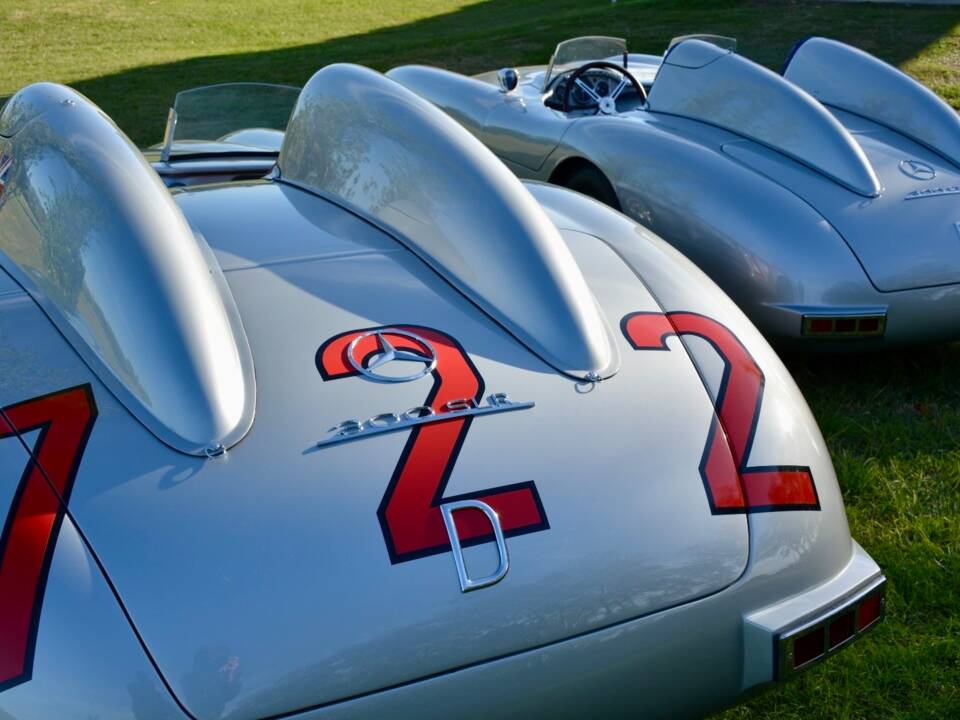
[497,68,519,94]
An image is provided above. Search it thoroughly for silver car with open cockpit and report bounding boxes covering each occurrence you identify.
[389,35,960,349]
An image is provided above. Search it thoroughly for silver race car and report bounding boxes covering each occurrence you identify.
[0,66,883,719]
[389,35,960,349]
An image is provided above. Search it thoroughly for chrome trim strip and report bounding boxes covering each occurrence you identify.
[152,159,276,177]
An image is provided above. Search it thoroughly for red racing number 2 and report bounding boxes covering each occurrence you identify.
[317,326,548,563]
[0,385,98,691]
[622,312,819,514]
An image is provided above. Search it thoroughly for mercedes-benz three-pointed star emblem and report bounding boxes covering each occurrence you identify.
[346,328,438,382]
[899,159,936,181]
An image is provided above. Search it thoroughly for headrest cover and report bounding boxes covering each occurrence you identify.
[784,37,960,168]
[279,64,617,378]
[0,83,255,455]
[650,40,881,196]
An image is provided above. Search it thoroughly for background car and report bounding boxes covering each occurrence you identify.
[0,65,884,718]
[389,35,960,350]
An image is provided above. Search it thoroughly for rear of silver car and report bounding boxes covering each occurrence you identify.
[0,67,884,719]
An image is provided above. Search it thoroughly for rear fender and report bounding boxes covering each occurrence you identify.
[0,513,186,718]
[0,298,182,713]
[526,181,854,597]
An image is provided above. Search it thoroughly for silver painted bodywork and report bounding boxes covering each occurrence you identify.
[388,37,960,348]
[0,66,881,719]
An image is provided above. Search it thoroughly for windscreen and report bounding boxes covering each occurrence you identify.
[545,36,627,86]
[164,83,300,153]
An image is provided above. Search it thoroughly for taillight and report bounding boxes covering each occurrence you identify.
[776,578,886,678]
[792,626,826,667]
[828,610,856,648]
[802,313,886,338]
[857,592,883,630]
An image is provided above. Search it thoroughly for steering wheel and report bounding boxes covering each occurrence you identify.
[560,61,646,114]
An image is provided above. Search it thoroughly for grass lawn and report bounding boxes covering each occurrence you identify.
[3,0,960,146]
[2,1,959,717]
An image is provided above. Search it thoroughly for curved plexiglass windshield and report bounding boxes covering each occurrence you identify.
[162,82,300,156]
[667,34,737,53]
[544,36,627,86]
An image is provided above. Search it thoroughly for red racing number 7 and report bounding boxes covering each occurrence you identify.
[0,385,98,691]
[316,326,548,563]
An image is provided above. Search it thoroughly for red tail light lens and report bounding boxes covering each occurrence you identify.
[857,592,883,631]
[793,626,826,667]
[801,313,885,338]
[808,318,833,334]
[828,611,856,649]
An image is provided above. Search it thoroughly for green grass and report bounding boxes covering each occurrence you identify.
[2,1,960,717]
[3,0,960,145]
[726,346,960,719]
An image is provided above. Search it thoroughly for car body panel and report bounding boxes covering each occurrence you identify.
[0,263,19,296]
[482,101,570,171]
[394,66,503,137]
[0,517,188,720]
[55,179,751,720]
[279,64,619,380]
[297,543,879,720]
[547,115,878,339]
[0,287,186,719]
[528,182,853,589]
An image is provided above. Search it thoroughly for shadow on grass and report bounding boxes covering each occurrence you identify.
[15,0,955,145]
[785,343,960,460]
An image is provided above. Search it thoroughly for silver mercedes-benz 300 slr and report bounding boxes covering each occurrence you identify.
[389,35,960,349]
[0,65,882,719]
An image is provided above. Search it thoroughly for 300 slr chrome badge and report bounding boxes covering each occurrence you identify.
[318,393,534,447]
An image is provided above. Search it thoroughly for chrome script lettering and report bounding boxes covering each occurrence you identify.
[318,393,534,447]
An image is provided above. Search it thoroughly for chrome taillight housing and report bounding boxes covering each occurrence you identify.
[776,576,886,678]
[801,313,886,337]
